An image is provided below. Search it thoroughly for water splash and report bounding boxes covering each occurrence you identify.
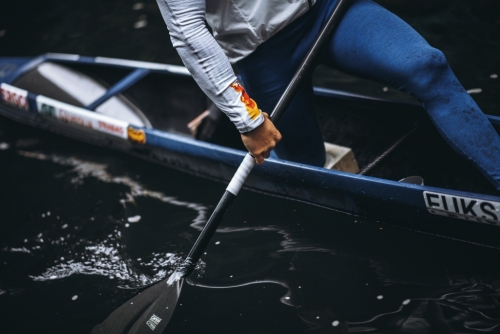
[5,247,31,254]
[13,150,209,288]
[29,238,186,288]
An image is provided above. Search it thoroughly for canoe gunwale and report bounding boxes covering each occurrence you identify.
[1,53,500,249]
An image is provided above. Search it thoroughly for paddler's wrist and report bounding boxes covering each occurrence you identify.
[239,111,265,134]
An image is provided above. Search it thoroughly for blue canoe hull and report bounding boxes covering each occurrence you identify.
[1,53,500,249]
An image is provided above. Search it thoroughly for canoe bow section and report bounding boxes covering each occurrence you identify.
[1,54,500,249]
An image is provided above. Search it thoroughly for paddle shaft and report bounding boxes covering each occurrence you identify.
[180,0,352,277]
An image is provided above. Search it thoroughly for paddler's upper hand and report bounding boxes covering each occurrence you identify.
[241,112,282,164]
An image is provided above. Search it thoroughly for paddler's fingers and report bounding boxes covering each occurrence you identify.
[262,150,271,160]
[254,153,265,164]
[240,112,281,165]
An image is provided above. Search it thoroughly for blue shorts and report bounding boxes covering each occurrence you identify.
[235,0,500,190]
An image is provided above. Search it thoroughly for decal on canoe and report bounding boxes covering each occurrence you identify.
[424,191,500,225]
[146,314,162,331]
[36,95,129,139]
[0,83,28,110]
[127,126,146,144]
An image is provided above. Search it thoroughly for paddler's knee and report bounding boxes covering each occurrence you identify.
[405,47,450,93]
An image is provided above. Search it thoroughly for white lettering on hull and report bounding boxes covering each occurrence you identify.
[424,191,500,225]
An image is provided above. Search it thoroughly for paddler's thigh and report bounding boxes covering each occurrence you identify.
[321,0,500,190]
[235,0,341,167]
[320,0,436,94]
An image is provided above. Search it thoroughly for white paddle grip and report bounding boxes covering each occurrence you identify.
[226,153,255,195]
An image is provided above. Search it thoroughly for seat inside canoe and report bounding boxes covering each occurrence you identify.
[13,62,152,128]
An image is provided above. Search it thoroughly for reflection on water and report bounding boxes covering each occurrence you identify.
[348,285,500,332]
[1,122,500,333]
[4,150,208,289]
[1,0,500,332]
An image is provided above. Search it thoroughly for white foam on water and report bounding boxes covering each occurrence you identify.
[30,241,183,288]
[132,3,144,10]
[14,151,211,287]
[467,88,482,94]
[7,247,31,253]
[167,271,184,285]
[134,18,147,29]
[127,215,141,223]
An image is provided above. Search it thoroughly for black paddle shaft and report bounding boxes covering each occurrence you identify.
[180,0,352,278]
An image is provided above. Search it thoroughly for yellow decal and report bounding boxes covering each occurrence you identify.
[230,82,261,120]
[128,126,146,144]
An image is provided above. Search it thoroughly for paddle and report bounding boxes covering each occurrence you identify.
[91,1,352,332]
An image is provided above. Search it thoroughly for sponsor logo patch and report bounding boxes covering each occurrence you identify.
[36,95,129,139]
[424,191,500,225]
[146,314,162,331]
[128,126,146,144]
[1,83,28,110]
[230,81,261,121]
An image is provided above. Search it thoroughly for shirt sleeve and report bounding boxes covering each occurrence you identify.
[156,0,264,133]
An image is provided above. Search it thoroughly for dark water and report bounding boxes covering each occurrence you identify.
[1,1,500,333]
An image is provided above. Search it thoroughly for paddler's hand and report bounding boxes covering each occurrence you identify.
[241,112,282,164]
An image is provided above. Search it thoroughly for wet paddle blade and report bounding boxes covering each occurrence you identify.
[91,277,184,334]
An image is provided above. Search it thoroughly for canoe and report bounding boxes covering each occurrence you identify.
[2,53,500,248]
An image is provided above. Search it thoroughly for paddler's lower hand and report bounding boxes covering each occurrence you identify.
[241,112,282,164]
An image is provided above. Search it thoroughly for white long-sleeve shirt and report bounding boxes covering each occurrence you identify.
[156,0,314,133]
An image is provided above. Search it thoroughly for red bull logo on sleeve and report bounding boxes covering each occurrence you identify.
[230,82,261,120]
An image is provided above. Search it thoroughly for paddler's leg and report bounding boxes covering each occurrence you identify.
[235,0,340,167]
[321,0,500,190]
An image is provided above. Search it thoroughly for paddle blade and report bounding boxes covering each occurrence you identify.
[91,277,184,334]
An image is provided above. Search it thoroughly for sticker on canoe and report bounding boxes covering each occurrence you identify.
[36,95,128,139]
[1,83,28,110]
[424,191,500,225]
[127,126,146,144]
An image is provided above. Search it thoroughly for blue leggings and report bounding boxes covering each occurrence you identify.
[236,0,500,190]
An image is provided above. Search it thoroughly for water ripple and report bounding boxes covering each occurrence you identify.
[14,150,209,288]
